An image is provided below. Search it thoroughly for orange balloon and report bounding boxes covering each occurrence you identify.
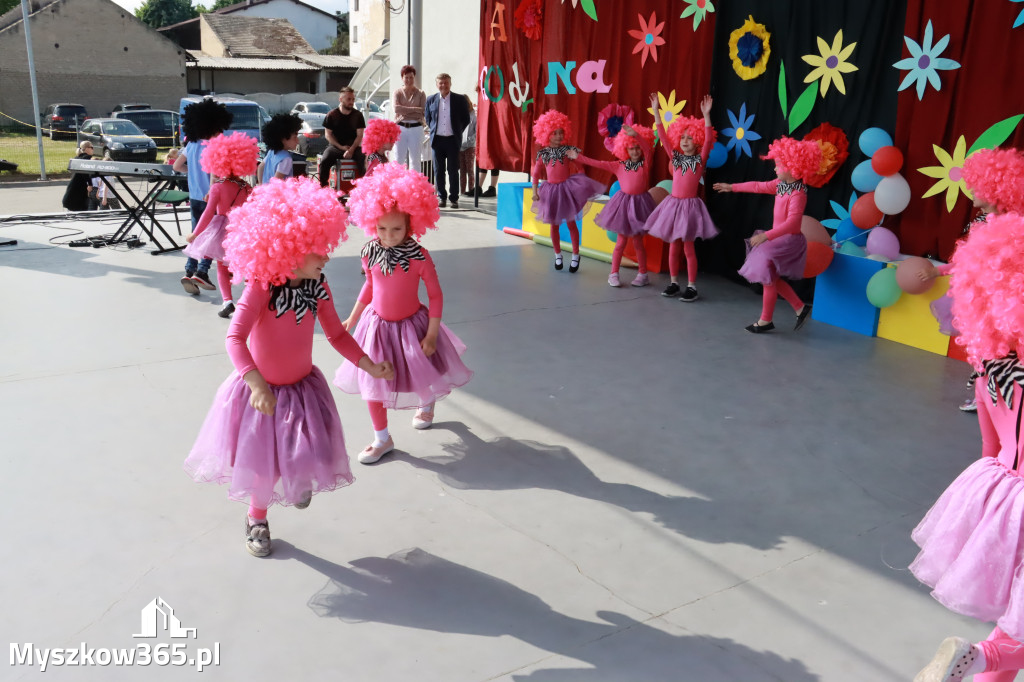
[648,186,669,205]
[851,192,883,229]
[803,241,835,278]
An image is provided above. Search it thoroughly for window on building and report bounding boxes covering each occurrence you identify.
[352,25,358,43]
[353,0,359,11]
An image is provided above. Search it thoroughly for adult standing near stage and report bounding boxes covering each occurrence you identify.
[62,141,94,212]
[392,65,427,172]
[425,73,470,209]
[318,87,366,186]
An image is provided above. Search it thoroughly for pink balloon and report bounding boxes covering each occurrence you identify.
[895,256,935,295]
[800,215,831,245]
[865,227,900,261]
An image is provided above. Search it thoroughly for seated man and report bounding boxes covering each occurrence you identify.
[318,87,366,187]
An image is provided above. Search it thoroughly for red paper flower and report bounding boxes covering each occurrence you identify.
[597,103,636,153]
[515,0,544,41]
[802,122,849,187]
[627,12,666,67]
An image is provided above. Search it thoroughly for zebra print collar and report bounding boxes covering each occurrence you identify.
[368,152,388,165]
[268,275,329,324]
[624,157,645,172]
[977,353,1024,408]
[777,180,806,195]
[538,145,579,165]
[362,237,425,276]
[671,151,701,173]
[962,211,989,236]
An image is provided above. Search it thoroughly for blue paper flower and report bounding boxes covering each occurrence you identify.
[824,192,867,247]
[823,192,857,231]
[721,103,761,160]
[736,33,763,67]
[1013,0,1024,28]
[893,20,961,100]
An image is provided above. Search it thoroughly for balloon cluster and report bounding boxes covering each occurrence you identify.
[865,257,939,308]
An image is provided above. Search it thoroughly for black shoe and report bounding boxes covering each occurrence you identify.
[439,199,447,208]
[745,321,775,334]
[794,304,812,331]
[554,254,563,270]
[180,275,200,296]
[192,271,216,290]
[218,301,235,318]
[679,286,699,302]
[482,187,496,198]
[661,282,681,297]
[463,189,476,197]
[450,200,459,209]
[569,255,580,273]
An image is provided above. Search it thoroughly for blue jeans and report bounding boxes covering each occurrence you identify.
[184,199,212,275]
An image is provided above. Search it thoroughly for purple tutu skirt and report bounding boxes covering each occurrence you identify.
[595,191,656,237]
[930,291,958,336]
[645,196,719,242]
[911,456,1024,640]
[183,214,227,261]
[184,366,353,507]
[334,306,473,410]
[532,173,604,225]
[738,231,807,285]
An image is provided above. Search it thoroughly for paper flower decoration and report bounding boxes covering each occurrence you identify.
[1013,0,1024,29]
[514,0,544,41]
[722,103,762,160]
[918,135,970,212]
[680,0,714,31]
[628,12,666,68]
[823,192,858,232]
[802,29,858,96]
[893,20,961,100]
[729,15,771,80]
[597,103,636,153]
[802,123,849,187]
[647,90,686,141]
[561,0,597,21]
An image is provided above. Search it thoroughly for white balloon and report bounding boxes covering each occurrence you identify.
[874,173,912,214]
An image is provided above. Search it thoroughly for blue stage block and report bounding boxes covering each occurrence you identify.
[497,182,530,232]
[812,252,884,337]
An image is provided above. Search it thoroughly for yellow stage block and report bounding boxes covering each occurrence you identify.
[520,190,616,256]
[876,274,951,356]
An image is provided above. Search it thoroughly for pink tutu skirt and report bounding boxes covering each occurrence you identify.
[595,191,656,237]
[911,456,1024,640]
[334,306,473,410]
[184,366,353,507]
[738,231,807,285]
[183,214,227,261]
[645,196,719,242]
[532,173,604,225]
[930,291,958,336]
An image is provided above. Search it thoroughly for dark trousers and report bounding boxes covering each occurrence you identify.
[184,199,212,275]
[431,135,460,202]
[318,146,365,187]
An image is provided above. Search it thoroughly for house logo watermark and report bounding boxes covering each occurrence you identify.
[10,597,220,672]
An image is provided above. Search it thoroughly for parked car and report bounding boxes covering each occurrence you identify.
[354,99,385,121]
[291,101,332,116]
[295,114,328,157]
[178,96,264,143]
[42,103,88,140]
[111,109,179,147]
[111,103,151,114]
[77,118,158,161]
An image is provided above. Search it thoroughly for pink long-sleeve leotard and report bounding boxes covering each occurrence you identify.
[576,135,653,193]
[655,120,714,198]
[531,147,578,185]
[227,278,367,386]
[357,247,443,321]
[731,179,807,239]
[192,179,251,240]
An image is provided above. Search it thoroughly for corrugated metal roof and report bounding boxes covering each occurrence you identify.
[186,54,317,71]
[295,54,362,69]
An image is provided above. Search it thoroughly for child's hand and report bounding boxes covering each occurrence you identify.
[700,95,713,117]
[249,386,277,416]
[649,93,659,111]
[342,316,355,331]
[916,264,940,282]
[622,124,636,136]
[368,361,395,380]
[567,149,578,160]
[420,335,437,357]
[713,182,732,192]
[749,233,768,247]
[185,232,196,243]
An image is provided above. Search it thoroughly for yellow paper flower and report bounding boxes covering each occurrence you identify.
[647,90,686,138]
[728,15,771,80]
[918,135,972,213]
[802,29,858,96]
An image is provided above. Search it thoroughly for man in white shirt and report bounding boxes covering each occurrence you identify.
[424,73,470,208]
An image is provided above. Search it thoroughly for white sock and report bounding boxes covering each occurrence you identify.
[966,646,986,676]
[373,428,390,446]
[418,403,434,414]
[687,282,696,288]
[571,254,580,263]
[221,299,233,307]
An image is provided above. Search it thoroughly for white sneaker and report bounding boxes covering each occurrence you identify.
[412,410,434,430]
[245,517,271,557]
[630,273,650,287]
[607,272,621,287]
[914,637,977,682]
[358,436,394,464]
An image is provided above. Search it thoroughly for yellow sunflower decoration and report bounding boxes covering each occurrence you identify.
[729,15,771,80]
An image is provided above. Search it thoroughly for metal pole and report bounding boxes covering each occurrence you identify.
[20,0,47,180]
[409,0,421,73]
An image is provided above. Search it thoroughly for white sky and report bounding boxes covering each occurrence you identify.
[109,0,349,16]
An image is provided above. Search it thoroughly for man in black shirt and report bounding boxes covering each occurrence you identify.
[319,86,366,186]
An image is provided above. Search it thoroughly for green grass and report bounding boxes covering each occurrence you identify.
[0,130,173,179]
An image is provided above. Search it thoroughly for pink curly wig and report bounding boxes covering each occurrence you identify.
[200,132,259,178]
[361,119,402,154]
[223,177,347,286]
[950,213,1024,366]
[764,137,824,181]
[610,125,656,161]
[347,162,441,239]
[666,116,716,152]
[962,147,1024,215]
[532,110,574,147]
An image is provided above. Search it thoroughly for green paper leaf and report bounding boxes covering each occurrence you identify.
[580,0,597,21]
[778,61,788,118]
[788,82,817,134]
[967,115,1024,156]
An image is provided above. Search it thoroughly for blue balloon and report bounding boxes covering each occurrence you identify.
[851,160,882,193]
[707,142,728,169]
[608,180,621,198]
[835,217,868,247]
[839,241,866,257]
[858,127,893,157]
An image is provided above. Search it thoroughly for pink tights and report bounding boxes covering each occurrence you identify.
[368,400,388,430]
[550,222,580,255]
[611,235,647,274]
[668,240,697,283]
[761,277,803,322]
[217,261,233,302]
[976,627,1024,681]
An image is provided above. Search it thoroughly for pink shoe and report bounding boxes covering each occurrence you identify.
[607,272,621,287]
[630,273,650,287]
[358,436,394,464]
[412,410,434,430]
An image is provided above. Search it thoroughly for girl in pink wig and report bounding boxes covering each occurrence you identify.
[912,212,1024,682]
[183,132,259,317]
[714,137,822,333]
[570,123,656,287]
[646,94,718,301]
[362,119,402,176]
[335,163,473,465]
[184,178,394,557]
[531,110,604,273]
